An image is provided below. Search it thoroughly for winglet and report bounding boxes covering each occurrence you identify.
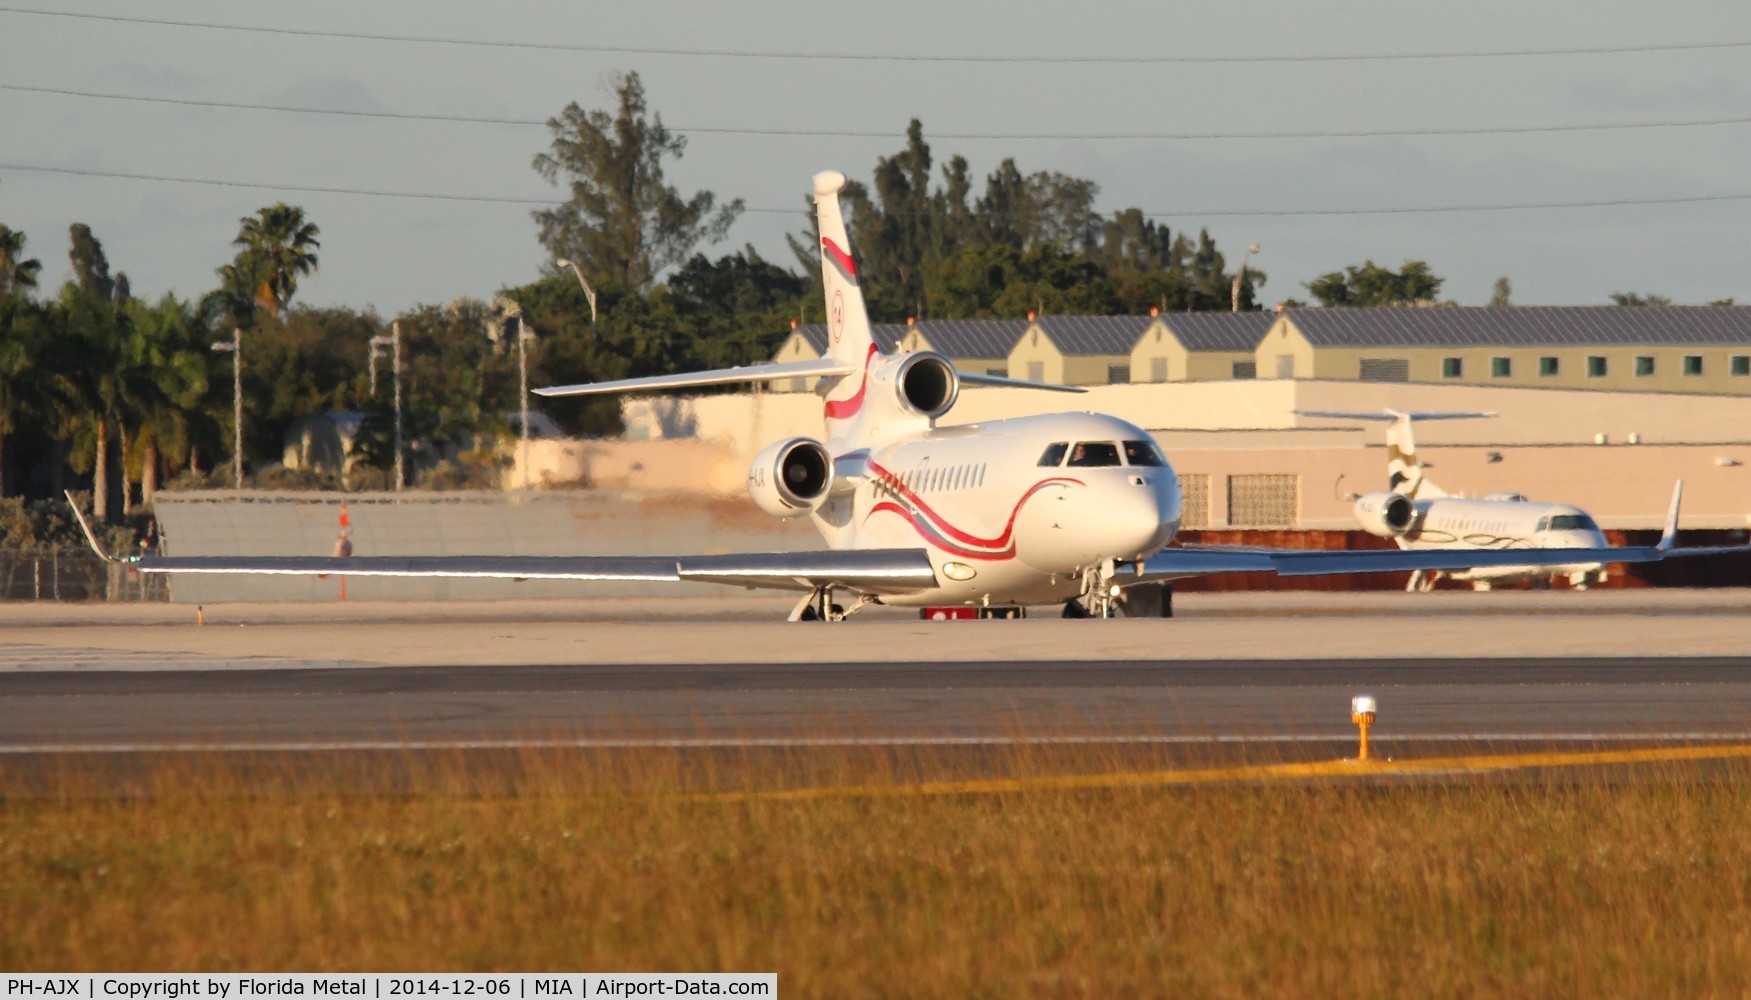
[63,490,122,564]
[1656,480,1683,551]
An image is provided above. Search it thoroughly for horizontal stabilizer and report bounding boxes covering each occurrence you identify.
[958,371,1086,393]
[535,357,858,398]
[1295,409,1496,422]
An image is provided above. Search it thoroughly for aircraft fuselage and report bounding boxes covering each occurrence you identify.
[812,411,1183,607]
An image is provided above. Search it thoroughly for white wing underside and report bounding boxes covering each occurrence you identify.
[127,549,943,596]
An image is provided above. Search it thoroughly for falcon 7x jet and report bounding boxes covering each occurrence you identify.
[74,172,1747,620]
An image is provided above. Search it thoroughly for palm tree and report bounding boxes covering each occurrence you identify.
[123,295,208,507]
[0,295,46,496]
[0,225,41,296]
[231,204,320,319]
[55,283,131,519]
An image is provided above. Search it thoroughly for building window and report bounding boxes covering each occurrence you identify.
[1491,357,1512,378]
[1683,355,1704,376]
[1358,358,1410,382]
[1275,355,1295,379]
[1588,356,1608,378]
[1150,357,1168,382]
[986,366,1007,378]
[1232,360,1257,379]
[1107,363,1129,384]
[1027,361,1044,382]
[1733,355,1750,376]
[1442,357,1463,379]
[1635,356,1655,377]
[1227,474,1299,527]
[1539,356,1560,377]
[1178,474,1210,528]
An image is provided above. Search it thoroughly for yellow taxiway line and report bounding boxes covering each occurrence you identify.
[706,743,1751,803]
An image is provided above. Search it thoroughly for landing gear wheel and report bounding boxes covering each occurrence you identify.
[799,605,820,621]
[1062,599,1090,619]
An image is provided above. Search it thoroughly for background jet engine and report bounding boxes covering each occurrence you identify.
[1354,491,1417,538]
[747,437,834,518]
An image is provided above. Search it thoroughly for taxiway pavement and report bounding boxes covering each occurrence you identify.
[0,590,1747,752]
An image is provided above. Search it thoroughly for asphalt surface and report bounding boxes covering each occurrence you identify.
[5,655,1751,751]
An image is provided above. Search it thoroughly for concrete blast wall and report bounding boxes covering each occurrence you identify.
[152,491,812,604]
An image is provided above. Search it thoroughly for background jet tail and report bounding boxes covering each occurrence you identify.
[1297,408,1495,499]
[1384,410,1444,499]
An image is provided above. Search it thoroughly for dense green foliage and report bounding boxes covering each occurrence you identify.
[1305,259,1444,307]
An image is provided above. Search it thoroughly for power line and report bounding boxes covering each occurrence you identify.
[5,161,1750,219]
[0,162,552,205]
[11,82,1751,142]
[4,6,1749,64]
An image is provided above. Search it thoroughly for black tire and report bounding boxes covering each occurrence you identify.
[799,605,820,621]
[1062,599,1089,619]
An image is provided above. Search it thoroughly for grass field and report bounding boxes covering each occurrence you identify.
[4,746,1751,997]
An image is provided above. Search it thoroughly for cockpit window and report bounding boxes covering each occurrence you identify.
[1123,439,1167,467]
[1545,514,1599,531]
[1038,442,1069,466]
[1066,441,1122,467]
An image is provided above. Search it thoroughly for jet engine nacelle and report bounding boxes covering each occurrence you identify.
[869,350,960,421]
[747,437,834,518]
[1354,491,1416,538]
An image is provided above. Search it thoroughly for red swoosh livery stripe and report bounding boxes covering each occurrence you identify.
[865,463,1083,559]
[824,343,879,420]
[821,237,858,281]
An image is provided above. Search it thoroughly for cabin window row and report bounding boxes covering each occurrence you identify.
[880,463,989,496]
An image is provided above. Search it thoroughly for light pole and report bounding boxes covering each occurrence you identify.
[210,328,243,489]
[556,258,598,336]
[495,300,537,490]
[1231,243,1261,313]
[369,323,403,491]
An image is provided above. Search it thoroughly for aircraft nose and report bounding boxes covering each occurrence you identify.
[1093,474,1176,557]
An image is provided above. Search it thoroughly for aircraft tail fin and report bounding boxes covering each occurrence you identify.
[813,171,876,370]
[1383,409,1442,498]
[1297,408,1494,499]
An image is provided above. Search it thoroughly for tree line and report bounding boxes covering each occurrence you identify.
[0,69,1721,540]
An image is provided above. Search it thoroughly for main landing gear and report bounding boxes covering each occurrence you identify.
[789,585,874,622]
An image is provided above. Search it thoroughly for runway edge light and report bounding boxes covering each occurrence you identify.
[1350,694,1378,763]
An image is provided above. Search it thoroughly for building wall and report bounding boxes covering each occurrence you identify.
[1260,315,1751,394]
[1128,326,1190,382]
[1007,327,1066,384]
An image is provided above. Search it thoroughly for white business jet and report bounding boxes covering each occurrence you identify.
[72,172,1745,620]
[1300,409,1611,591]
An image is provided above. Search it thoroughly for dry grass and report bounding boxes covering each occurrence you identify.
[3,746,1751,997]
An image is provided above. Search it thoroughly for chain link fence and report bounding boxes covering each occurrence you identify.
[0,549,167,602]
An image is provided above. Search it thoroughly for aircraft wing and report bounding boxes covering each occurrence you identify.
[1140,481,1746,581]
[64,493,936,596]
[535,357,858,398]
[1134,541,1746,583]
[119,550,939,596]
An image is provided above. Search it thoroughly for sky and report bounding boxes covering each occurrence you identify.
[2,1,1750,316]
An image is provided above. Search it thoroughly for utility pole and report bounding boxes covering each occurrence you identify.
[369,324,404,491]
[1232,244,1261,313]
[210,328,243,489]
